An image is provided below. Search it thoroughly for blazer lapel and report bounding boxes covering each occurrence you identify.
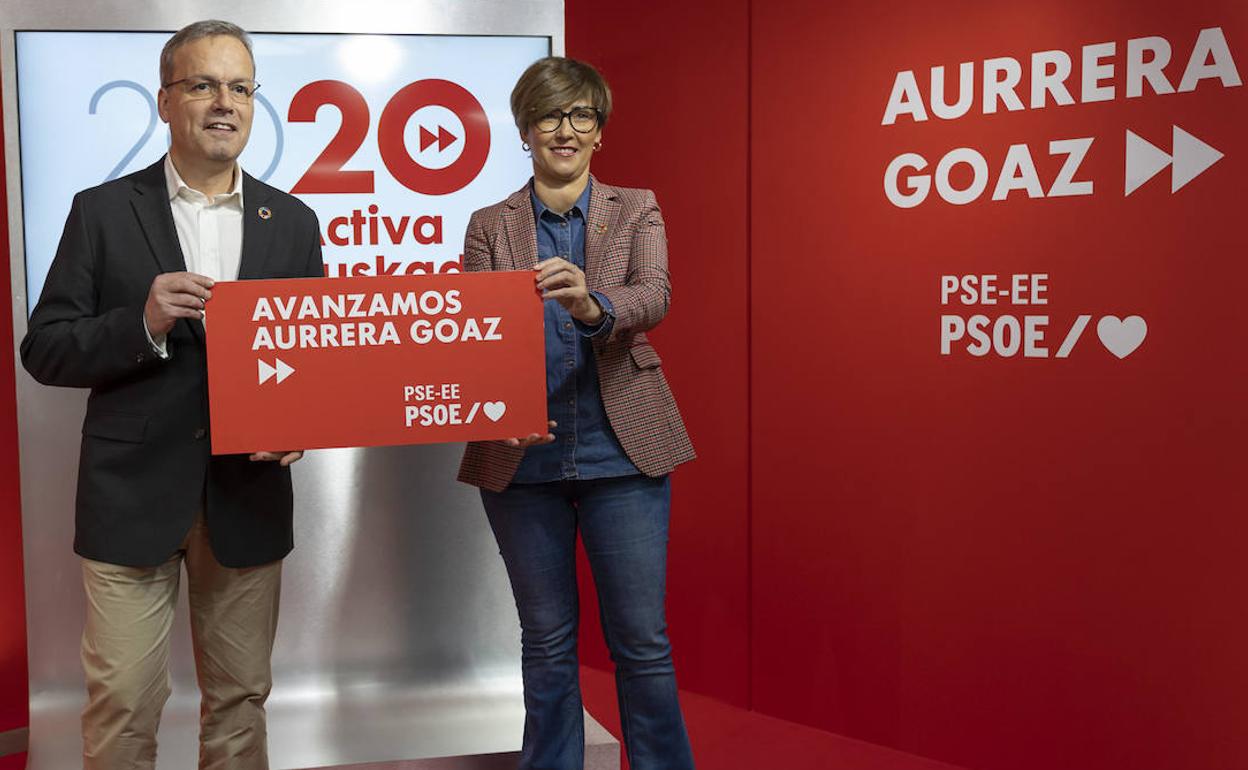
[585,177,621,289]
[129,159,207,341]
[501,185,539,271]
[237,173,276,279]
[129,159,187,275]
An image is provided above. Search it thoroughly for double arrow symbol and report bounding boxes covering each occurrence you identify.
[258,357,295,385]
[1125,125,1223,195]
[419,125,458,153]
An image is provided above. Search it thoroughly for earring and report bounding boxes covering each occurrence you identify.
[593,142,602,151]
[522,142,530,152]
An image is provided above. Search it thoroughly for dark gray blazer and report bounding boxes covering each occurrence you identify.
[21,158,324,568]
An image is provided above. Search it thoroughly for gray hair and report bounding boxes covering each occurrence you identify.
[159,20,254,86]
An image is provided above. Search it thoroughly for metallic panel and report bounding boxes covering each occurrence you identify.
[1,2,612,769]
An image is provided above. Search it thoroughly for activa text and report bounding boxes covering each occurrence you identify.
[320,205,442,246]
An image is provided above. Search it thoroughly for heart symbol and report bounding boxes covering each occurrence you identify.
[1096,315,1147,359]
[482,401,507,422]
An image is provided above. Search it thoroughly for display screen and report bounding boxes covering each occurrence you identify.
[15,31,550,311]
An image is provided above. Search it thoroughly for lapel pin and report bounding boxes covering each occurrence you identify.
[258,206,272,220]
[595,224,607,234]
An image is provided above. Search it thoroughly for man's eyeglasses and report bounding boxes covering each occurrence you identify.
[534,107,601,134]
[162,78,260,103]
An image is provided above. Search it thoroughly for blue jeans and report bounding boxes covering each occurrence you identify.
[481,474,695,770]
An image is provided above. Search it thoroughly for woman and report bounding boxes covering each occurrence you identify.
[458,57,696,770]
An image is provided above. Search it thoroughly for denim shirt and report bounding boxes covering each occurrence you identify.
[512,180,641,483]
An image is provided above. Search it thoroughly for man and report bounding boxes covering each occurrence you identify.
[20,20,322,770]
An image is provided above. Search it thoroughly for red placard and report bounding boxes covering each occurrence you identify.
[205,272,546,454]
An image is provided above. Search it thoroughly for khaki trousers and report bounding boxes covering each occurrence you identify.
[80,512,282,770]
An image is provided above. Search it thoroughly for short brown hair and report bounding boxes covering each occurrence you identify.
[510,57,612,131]
[160,20,254,86]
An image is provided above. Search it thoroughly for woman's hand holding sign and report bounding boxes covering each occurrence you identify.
[501,420,557,448]
[535,258,603,325]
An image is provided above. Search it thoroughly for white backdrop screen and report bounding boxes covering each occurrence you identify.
[15,31,550,311]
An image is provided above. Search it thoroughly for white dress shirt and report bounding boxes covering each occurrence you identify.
[146,156,245,355]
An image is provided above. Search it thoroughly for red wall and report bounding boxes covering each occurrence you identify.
[574,2,1248,770]
[0,77,30,737]
[567,0,753,708]
[748,2,1247,770]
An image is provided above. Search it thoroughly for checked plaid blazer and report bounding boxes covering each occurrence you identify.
[457,177,695,491]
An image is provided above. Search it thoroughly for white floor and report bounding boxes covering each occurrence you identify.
[27,684,618,770]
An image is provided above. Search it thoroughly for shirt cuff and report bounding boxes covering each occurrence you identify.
[142,316,170,359]
[575,291,615,338]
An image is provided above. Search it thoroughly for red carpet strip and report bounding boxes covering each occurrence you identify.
[580,666,967,770]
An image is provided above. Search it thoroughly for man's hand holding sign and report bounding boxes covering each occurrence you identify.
[145,271,214,333]
[151,272,306,465]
